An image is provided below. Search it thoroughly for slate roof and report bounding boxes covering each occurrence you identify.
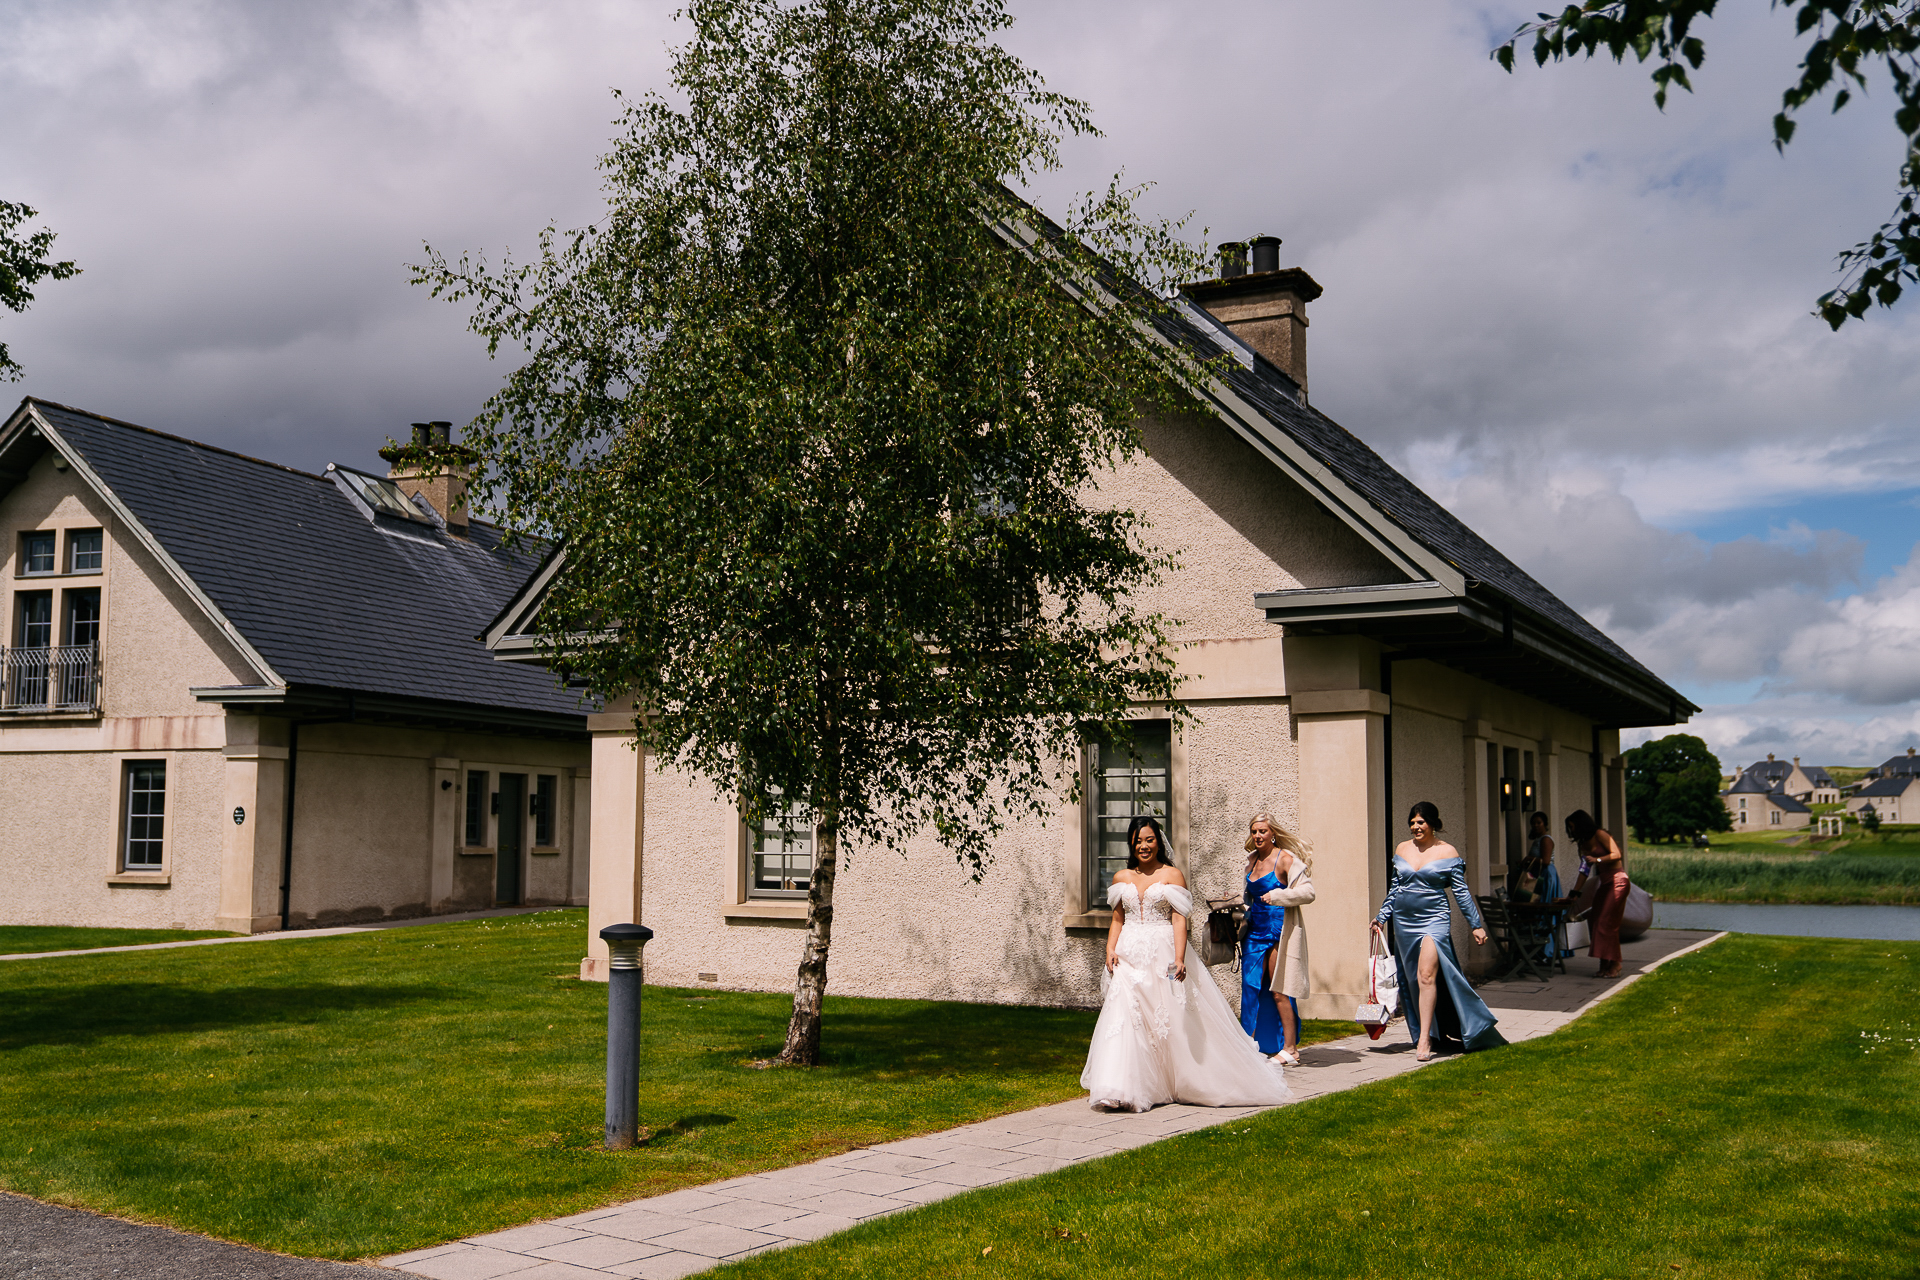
[1854,774,1920,799]
[1145,274,1664,687]
[1744,759,1834,789]
[1725,774,1784,796]
[1770,792,1812,814]
[1872,752,1920,777]
[22,400,586,722]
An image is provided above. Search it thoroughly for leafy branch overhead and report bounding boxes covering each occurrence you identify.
[1495,1,1920,328]
[0,201,81,381]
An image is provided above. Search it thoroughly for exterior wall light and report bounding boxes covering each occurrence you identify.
[1520,779,1537,811]
[1499,776,1517,812]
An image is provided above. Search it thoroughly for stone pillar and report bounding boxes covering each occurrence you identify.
[217,715,288,934]
[581,698,644,983]
[429,757,460,911]
[1602,730,1627,849]
[1460,720,1494,896]
[1285,634,1389,1019]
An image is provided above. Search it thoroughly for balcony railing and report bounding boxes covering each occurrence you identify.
[1,644,99,713]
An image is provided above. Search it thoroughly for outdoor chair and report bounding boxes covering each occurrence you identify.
[1476,894,1555,982]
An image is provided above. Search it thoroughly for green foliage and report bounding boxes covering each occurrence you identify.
[0,200,81,380]
[1624,732,1733,842]
[1864,802,1885,832]
[1631,850,1920,901]
[714,935,1920,1279]
[1495,2,1920,329]
[414,0,1202,877]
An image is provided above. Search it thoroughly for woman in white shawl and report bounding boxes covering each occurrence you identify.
[1081,815,1293,1113]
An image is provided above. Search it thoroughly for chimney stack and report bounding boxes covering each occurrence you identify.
[1183,232,1323,400]
[381,420,473,534]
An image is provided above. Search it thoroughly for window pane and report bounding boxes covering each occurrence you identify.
[534,774,556,846]
[465,770,487,845]
[64,588,100,647]
[69,530,102,572]
[21,533,54,574]
[749,792,811,897]
[125,761,166,869]
[1088,723,1172,909]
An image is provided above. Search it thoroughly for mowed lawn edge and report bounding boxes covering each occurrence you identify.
[0,925,239,955]
[0,908,1348,1260]
[706,934,1920,1280]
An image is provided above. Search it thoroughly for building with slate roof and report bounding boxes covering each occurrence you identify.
[0,399,591,934]
[1740,754,1840,805]
[1721,772,1812,832]
[1848,773,1920,824]
[484,217,1698,1013]
[1867,747,1920,781]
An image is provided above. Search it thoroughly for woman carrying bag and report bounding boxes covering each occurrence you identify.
[1255,817,1315,1064]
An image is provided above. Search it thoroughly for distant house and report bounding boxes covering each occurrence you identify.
[0,399,591,935]
[1721,773,1811,832]
[1866,748,1920,783]
[1740,754,1839,805]
[1848,775,1920,825]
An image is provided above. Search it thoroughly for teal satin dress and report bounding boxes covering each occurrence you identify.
[1374,855,1507,1053]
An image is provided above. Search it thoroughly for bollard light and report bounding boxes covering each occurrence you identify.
[599,922,654,1150]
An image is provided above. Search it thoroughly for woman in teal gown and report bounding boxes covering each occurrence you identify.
[1371,801,1507,1060]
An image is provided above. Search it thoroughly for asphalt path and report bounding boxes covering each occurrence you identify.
[0,1193,390,1279]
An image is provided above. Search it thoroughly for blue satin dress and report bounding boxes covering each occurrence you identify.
[1374,855,1508,1053]
[1240,871,1285,1054]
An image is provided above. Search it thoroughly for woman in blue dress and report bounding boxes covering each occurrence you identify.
[1240,813,1308,1063]
[1371,801,1507,1061]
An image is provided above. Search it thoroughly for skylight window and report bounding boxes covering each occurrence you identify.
[327,465,434,525]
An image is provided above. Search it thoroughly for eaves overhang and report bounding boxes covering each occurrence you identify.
[1259,582,1698,729]
[191,683,589,739]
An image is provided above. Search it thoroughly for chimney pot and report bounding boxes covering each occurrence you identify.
[1767,753,1775,762]
[410,422,431,448]
[1249,235,1281,274]
[430,420,452,447]
[1218,242,1248,279]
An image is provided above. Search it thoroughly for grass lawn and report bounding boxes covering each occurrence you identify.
[0,907,1346,1261]
[712,934,1920,1280]
[0,925,237,954]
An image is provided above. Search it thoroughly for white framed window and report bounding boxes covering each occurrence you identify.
[123,760,166,870]
[1769,811,1781,826]
[747,793,812,899]
[1083,721,1172,910]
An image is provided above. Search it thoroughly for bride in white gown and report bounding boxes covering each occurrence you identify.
[1081,815,1293,1112]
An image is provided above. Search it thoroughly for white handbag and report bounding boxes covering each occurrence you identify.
[1563,917,1591,952]
[1356,928,1399,1028]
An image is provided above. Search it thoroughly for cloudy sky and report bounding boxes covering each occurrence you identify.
[4,0,1918,771]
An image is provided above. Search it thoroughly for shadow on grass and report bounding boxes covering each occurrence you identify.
[0,982,445,1049]
[805,998,1095,1073]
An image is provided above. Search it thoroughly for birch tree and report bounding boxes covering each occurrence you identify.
[416,0,1204,1064]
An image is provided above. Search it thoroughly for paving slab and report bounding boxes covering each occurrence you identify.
[380,928,1724,1280]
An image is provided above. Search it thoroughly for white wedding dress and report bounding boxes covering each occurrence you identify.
[1080,880,1294,1112]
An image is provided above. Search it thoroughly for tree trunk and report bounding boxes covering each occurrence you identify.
[778,810,837,1065]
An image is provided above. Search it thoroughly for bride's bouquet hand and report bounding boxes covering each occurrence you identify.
[1173,961,1187,981]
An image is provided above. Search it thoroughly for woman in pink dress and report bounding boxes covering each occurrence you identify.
[1565,809,1628,978]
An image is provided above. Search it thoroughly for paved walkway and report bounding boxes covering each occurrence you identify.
[382,928,1725,1280]
[0,907,555,964]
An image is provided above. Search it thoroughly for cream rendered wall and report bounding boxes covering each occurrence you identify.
[607,410,1391,1009]
[282,722,588,928]
[0,452,259,929]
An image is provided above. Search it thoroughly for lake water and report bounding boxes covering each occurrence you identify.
[1652,901,1920,941]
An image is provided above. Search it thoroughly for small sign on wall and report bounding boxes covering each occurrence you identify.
[233,807,246,825]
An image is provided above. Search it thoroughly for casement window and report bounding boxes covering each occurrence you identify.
[533,773,557,846]
[123,760,166,870]
[1084,721,1172,910]
[19,532,55,576]
[64,588,100,647]
[1769,811,1781,826]
[748,793,812,899]
[464,769,488,845]
[68,529,102,573]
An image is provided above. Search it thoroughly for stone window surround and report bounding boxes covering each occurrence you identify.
[456,762,567,857]
[108,751,172,887]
